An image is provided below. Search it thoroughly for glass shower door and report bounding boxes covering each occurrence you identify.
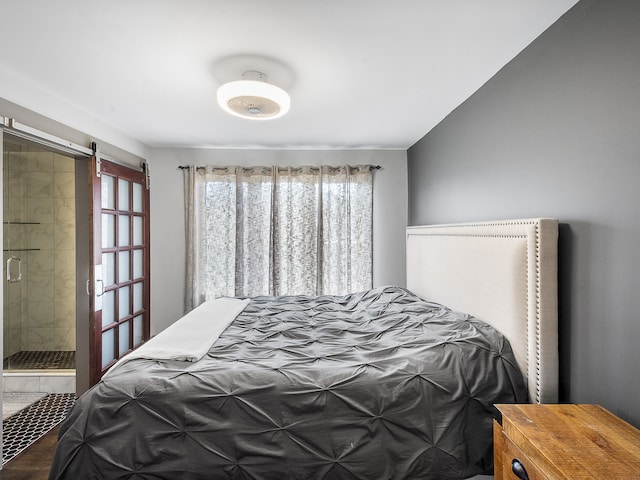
[2,135,77,372]
[3,139,15,368]
[3,137,30,370]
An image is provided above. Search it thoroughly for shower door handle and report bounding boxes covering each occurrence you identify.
[6,256,23,283]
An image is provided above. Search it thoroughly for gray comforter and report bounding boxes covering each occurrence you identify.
[49,286,527,479]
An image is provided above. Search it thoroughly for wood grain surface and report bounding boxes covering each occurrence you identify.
[495,404,640,479]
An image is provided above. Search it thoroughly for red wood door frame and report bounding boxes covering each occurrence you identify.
[89,157,150,385]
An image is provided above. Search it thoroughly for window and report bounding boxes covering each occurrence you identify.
[183,165,374,309]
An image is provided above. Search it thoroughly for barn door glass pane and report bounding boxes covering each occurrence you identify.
[118,215,130,246]
[133,282,143,313]
[118,251,130,283]
[119,286,130,320]
[103,253,115,286]
[133,315,144,346]
[118,179,130,211]
[102,329,115,368]
[133,250,143,279]
[133,183,143,212]
[102,214,115,248]
[101,175,115,209]
[119,321,130,354]
[102,291,115,328]
[133,217,143,245]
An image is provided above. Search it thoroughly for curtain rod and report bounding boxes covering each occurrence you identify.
[178,165,381,170]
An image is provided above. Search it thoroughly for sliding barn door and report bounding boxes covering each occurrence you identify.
[89,157,150,385]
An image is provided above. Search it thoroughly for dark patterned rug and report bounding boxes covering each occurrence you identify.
[2,393,75,465]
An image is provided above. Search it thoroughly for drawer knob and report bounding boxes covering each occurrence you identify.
[511,459,529,480]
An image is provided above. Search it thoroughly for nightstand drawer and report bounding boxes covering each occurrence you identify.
[494,404,640,479]
[494,422,549,480]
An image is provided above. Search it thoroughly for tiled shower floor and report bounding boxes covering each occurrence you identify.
[3,350,75,370]
[2,393,76,464]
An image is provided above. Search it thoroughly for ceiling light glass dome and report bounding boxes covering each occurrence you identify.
[217,71,290,120]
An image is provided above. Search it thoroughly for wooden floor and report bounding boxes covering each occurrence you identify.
[0,426,58,480]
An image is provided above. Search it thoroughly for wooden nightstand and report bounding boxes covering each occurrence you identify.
[494,404,640,479]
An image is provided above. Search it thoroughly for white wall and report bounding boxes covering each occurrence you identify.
[149,148,408,333]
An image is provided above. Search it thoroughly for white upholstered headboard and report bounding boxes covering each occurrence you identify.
[406,218,558,404]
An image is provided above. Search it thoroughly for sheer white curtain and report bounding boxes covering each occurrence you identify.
[184,165,374,310]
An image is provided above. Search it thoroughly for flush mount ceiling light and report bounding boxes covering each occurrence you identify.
[217,70,290,120]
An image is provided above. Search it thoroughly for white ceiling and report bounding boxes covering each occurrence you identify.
[0,1,579,151]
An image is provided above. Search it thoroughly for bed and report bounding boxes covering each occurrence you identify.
[48,218,558,480]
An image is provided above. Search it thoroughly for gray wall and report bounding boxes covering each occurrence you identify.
[408,0,640,426]
[149,148,408,334]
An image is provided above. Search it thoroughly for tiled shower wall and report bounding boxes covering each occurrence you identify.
[3,140,76,357]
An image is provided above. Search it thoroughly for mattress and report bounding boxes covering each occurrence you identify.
[48,286,528,479]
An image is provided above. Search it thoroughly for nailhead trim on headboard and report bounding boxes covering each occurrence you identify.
[406,218,558,404]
